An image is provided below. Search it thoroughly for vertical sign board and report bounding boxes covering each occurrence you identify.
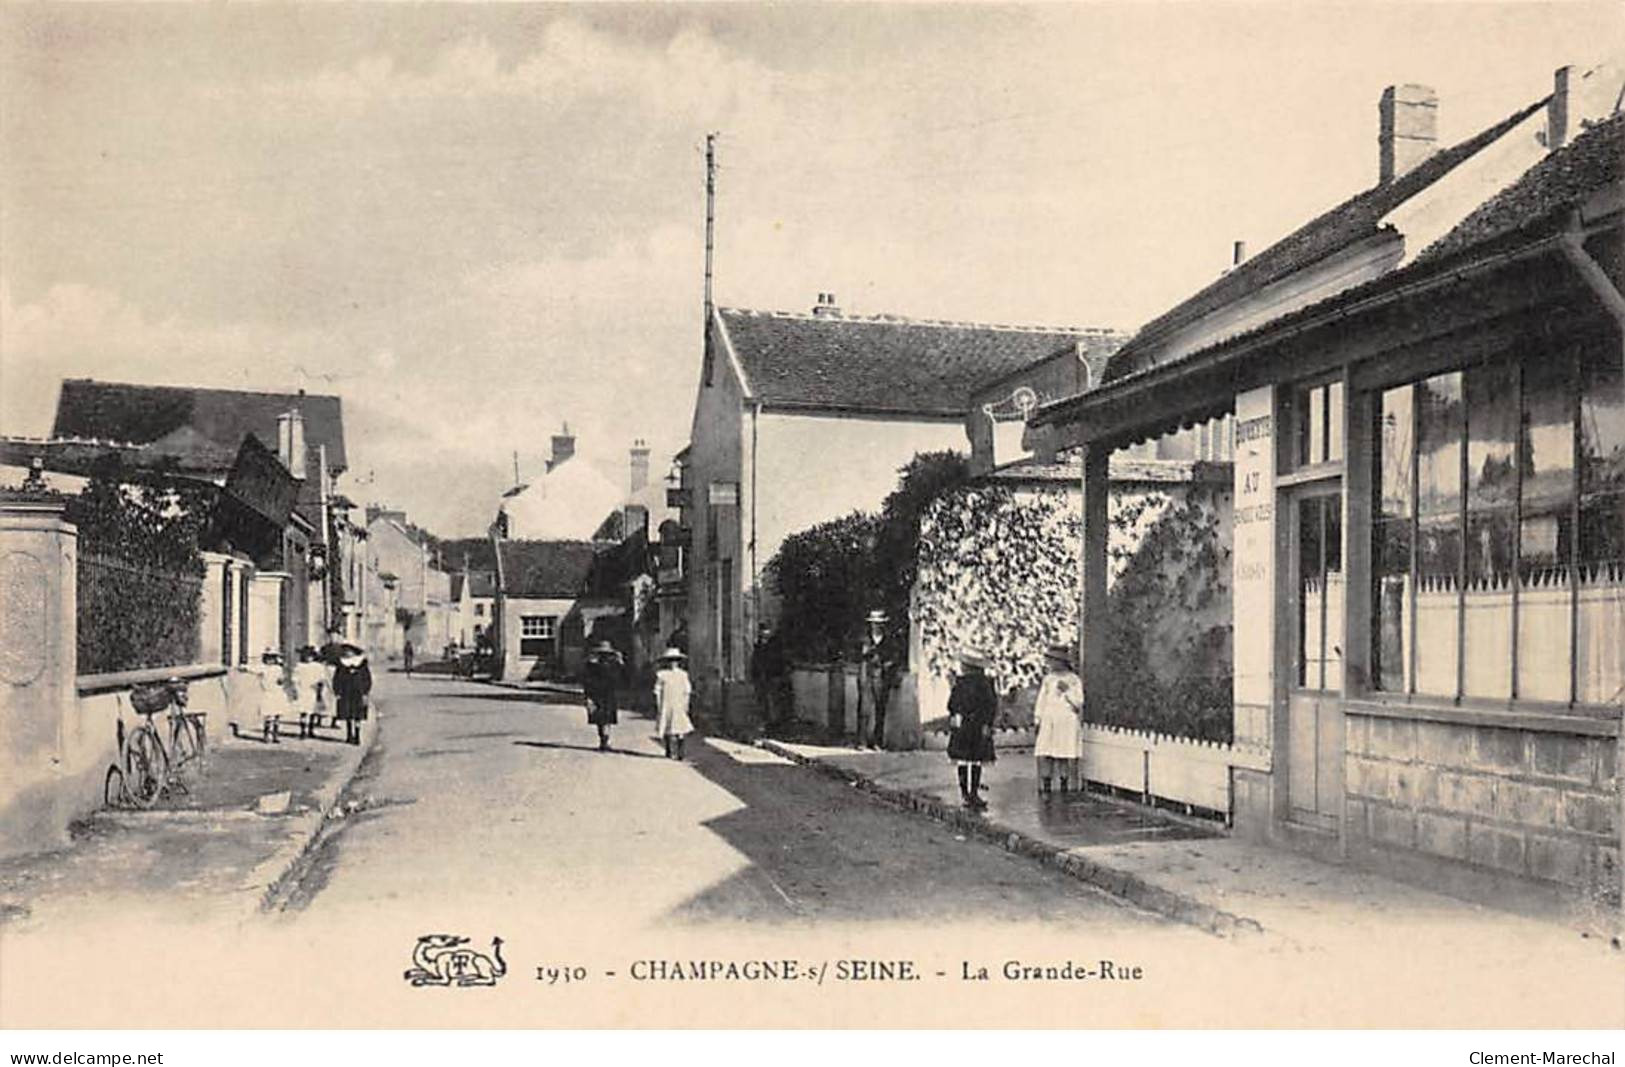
[1232,386,1275,747]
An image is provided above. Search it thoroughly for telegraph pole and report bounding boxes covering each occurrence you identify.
[704,132,717,331]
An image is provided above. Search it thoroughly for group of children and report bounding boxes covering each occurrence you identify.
[251,638,372,746]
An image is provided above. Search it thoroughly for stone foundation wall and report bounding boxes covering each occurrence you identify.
[1346,712,1619,903]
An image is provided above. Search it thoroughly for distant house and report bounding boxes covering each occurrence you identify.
[451,569,497,647]
[491,540,600,682]
[498,425,624,541]
[682,293,1117,720]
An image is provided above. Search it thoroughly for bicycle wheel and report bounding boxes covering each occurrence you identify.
[170,714,201,770]
[125,727,168,808]
[103,763,128,809]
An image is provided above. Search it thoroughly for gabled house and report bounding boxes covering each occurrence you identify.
[685,294,1117,721]
[490,540,600,681]
[1032,70,1624,922]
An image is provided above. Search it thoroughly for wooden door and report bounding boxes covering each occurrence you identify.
[1286,488,1345,830]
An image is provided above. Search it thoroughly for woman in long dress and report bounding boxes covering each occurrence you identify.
[583,640,622,752]
[1032,645,1084,797]
[946,650,997,810]
[654,647,693,761]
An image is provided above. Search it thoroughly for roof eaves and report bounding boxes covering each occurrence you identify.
[714,306,755,400]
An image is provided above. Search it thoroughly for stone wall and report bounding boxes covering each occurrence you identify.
[1346,711,1619,905]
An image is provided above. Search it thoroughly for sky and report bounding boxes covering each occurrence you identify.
[2,2,1621,536]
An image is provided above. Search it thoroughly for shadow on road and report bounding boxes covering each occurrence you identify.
[426,690,582,706]
[512,739,669,761]
[662,738,1145,927]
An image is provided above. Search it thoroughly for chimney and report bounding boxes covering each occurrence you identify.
[1548,65,1572,151]
[548,422,575,472]
[811,292,841,318]
[1232,240,1248,266]
[630,438,651,494]
[277,408,307,480]
[1379,84,1438,184]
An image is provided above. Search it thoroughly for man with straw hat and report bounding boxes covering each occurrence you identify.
[857,609,900,750]
[947,648,997,810]
[653,646,693,760]
[1033,643,1084,798]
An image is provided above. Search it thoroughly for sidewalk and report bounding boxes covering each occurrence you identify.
[760,738,1624,957]
[0,706,377,932]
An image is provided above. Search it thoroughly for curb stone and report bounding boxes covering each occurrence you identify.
[757,738,1282,945]
[247,701,383,917]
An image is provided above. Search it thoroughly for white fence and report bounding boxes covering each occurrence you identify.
[1078,723,1271,818]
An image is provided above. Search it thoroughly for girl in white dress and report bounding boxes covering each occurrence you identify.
[1032,645,1084,796]
[654,647,693,760]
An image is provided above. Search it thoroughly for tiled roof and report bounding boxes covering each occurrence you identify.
[468,571,497,598]
[1419,111,1624,263]
[51,379,347,473]
[1104,97,1550,384]
[716,308,1114,416]
[497,540,598,599]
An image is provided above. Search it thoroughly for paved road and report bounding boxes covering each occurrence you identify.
[280,673,1190,932]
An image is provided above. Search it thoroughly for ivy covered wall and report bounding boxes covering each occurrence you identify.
[914,474,1233,742]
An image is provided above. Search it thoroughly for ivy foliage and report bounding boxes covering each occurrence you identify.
[66,464,210,674]
[1101,486,1233,743]
[916,485,1081,697]
[917,478,1234,743]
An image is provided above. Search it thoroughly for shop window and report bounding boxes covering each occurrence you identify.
[1289,380,1346,469]
[1297,494,1343,691]
[519,614,556,658]
[1369,339,1624,707]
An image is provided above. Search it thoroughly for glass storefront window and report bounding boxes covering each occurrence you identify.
[1414,372,1463,697]
[1517,356,1574,702]
[1577,346,1624,705]
[1372,386,1414,692]
[1370,337,1623,708]
[1463,363,1517,700]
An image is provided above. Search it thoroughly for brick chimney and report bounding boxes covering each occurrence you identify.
[811,292,841,318]
[548,422,575,472]
[1379,84,1438,184]
[630,439,651,494]
[277,408,307,480]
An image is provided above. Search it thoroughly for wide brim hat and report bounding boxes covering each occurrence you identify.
[590,640,619,655]
[959,649,990,668]
[1044,644,1076,666]
[657,647,688,663]
[865,609,889,624]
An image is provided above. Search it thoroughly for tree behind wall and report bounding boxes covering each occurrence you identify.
[66,465,208,674]
[768,511,880,663]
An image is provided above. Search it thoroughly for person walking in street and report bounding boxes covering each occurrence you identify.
[947,649,997,810]
[583,639,623,752]
[402,639,414,676]
[749,624,788,727]
[1033,644,1084,798]
[654,647,693,760]
[332,642,373,746]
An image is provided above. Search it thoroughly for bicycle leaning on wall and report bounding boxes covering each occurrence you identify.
[102,678,207,810]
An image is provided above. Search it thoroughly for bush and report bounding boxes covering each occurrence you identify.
[66,468,207,674]
[769,511,879,663]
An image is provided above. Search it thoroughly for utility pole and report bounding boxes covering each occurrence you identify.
[704,132,717,331]
[513,451,520,490]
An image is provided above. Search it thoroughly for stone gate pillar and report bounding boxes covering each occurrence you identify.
[0,499,79,858]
